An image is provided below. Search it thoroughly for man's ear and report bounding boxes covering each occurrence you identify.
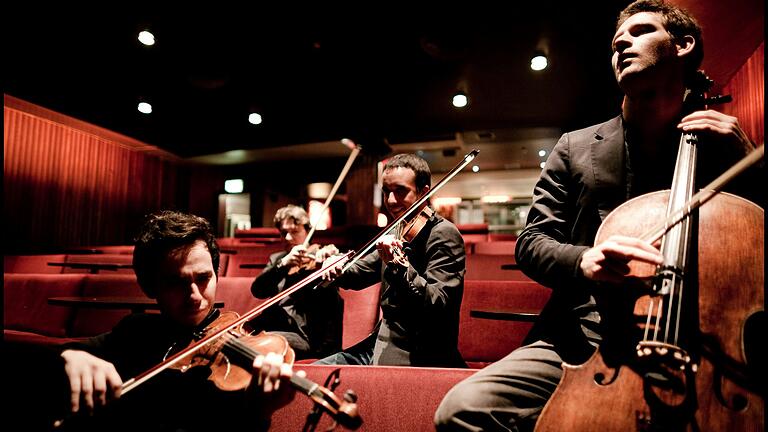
[676,35,695,58]
[419,184,431,197]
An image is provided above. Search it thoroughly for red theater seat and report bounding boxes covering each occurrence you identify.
[465,255,530,281]
[3,254,68,274]
[472,241,517,256]
[3,274,84,343]
[61,254,135,274]
[270,364,476,431]
[459,280,551,368]
[216,276,266,315]
[339,283,381,349]
[68,274,145,337]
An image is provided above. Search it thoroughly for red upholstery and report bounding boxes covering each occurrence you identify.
[459,280,551,368]
[3,274,84,338]
[488,233,518,241]
[270,365,476,431]
[69,274,145,337]
[216,276,265,315]
[465,255,530,281]
[234,227,281,239]
[3,254,68,274]
[472,241,517,256]
[217,254,230,277]
[67,245,135,254]
[62,254,135,274]
[339,283,381,349]
[457,223,490,249]
[224,254,268,277]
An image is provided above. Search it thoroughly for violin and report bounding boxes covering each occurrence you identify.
[287,243,339,275]
[389,206,434,265]
[165,310,361,428]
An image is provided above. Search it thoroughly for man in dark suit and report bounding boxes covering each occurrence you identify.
[435,1,759,430]
[249,205,343,359]
[37,211,297,431]
[317,153,467,367]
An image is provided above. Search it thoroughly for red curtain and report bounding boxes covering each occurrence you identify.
[722,42,764,147]
[4,96,184,253]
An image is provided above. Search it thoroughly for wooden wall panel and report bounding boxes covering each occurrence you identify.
[4,96,185,253]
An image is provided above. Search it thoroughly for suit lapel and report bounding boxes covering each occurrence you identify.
[590,116,626,220]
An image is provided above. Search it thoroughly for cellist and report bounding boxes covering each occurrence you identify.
[435,1,762,430]
[9,211,298,431]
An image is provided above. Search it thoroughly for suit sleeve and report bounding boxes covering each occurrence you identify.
[385,221,465,310]
[250,253,287,298]
[515,133,590,289]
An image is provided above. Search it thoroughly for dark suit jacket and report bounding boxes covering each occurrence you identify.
[249,251,343,358]
[336,211,467,367]
[515,115,762,363]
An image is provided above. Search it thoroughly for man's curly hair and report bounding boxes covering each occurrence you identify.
[132,210,220,297]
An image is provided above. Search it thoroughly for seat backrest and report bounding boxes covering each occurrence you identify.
[216,276,266,315]
[472,241,517,256]
[68,274,145,337]
[3,254,68,274]
[459,280,551,368]
[224,254,268,277]
[62,254,135,274]
[465,254,530,281]
[270,364,476,431]
[339,283,382,349]
[3,273,85,337]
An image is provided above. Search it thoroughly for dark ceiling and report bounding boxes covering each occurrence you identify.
[6,4,633,159]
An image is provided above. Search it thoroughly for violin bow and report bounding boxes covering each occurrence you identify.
[303,139,361,247]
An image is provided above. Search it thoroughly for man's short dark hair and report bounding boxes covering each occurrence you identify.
[133,210,220,297]
[617,0,703,86]
[383,153,432,191]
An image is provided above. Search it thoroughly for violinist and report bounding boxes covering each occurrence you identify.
[249,205,344,359]
[41,211,298,431]
[435,1,762,430]
[318,153,467,367]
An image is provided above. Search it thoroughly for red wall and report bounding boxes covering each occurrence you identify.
[4,96,187,253]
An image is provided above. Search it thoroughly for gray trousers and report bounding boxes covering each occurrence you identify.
[434,340,564,432]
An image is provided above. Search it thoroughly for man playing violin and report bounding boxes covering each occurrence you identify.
[435,1,761,430]
[249,204,344,359]
[48,211,298,431]
[317,153,467,367]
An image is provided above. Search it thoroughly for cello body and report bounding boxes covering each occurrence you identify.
[535,191,764,431]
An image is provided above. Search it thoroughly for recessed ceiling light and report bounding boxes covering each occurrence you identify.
[138,30,155,46]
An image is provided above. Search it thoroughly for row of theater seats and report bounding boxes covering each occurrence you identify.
[5,247,526,282]
[3,272,549,369]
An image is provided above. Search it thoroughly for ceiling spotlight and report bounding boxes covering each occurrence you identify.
[471,165,480,172]
[531,54,548,71]
[138,30,155,46]
[248,112,263,125]
[137,101,152,114]
[452,91,468,108]
[538,150,547,157]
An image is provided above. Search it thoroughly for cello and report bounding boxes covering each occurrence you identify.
[534,73,764,431]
